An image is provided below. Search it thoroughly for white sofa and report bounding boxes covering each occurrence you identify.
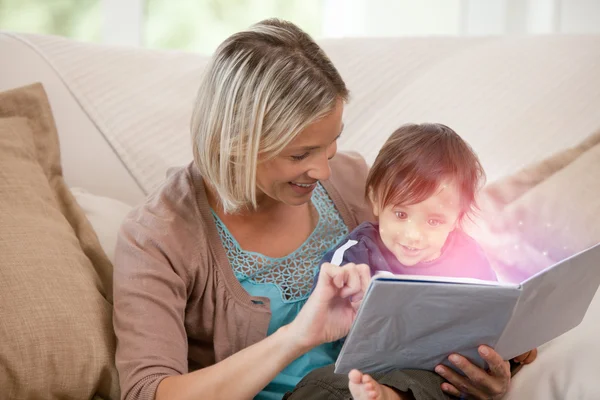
[1,31,599,399]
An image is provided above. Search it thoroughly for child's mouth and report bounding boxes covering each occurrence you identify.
[400,245,422,255]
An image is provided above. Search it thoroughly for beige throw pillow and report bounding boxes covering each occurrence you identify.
[0,83,119,399]
[470,129,600,281]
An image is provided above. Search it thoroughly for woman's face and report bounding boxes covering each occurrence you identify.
[255,100,344,208]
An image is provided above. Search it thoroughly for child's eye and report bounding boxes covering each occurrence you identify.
[428,219,443,227]
[394,211,407,219]
[291,152,309,161]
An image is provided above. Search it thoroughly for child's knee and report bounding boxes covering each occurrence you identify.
[284,364,351,400]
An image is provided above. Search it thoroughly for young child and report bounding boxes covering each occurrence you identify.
[324,122,496,281]
[317,123,535,400]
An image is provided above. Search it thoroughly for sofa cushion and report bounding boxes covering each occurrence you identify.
[473,129,600,281]
[0,83,119,399]
[71,188,133,264]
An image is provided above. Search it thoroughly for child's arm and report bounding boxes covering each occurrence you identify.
[312,234,373,293]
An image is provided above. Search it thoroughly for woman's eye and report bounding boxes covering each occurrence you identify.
[394,211,407,219]
[428,219,443,227]
[291,153,309,161]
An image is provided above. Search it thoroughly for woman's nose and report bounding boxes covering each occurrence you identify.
[307,152,332,181]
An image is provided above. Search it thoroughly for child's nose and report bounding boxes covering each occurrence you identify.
[404,223,423,242]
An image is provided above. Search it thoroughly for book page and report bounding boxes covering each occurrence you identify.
[494,242,600,360]
[374,271,518,287]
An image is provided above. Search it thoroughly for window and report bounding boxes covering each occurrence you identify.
[0,0,102,42]
[144,0,323,54]
[2,0,598,49]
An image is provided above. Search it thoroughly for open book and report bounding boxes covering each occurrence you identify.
[334,242,600,374]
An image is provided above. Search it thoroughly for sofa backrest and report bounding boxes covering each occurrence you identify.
[2,32,599,203]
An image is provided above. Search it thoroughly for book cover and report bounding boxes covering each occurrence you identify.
[334,242,600,374]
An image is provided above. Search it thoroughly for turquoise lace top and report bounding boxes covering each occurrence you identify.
[212,183,349,400]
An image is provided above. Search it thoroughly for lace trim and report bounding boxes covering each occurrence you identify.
[213,184,348,302]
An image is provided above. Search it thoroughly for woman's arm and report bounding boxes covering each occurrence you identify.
[114,208,371,400]
[114,211,294,400]
[156,324,308,400]
[156,262,370,400]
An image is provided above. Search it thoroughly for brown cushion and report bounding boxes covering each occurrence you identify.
[473,129,600,281]
[0,84,119,399]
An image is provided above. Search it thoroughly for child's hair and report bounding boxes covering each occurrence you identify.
[366,123,486,220]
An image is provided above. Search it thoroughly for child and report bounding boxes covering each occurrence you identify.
[324,122,496,281]
[317,123,535,400]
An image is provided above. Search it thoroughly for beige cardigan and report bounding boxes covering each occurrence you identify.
[113,152,374,400]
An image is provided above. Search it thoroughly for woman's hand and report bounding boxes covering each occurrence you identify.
[434,345,511,399]
[288,262,371,351]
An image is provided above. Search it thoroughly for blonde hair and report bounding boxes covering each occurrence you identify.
[191,19,348,213]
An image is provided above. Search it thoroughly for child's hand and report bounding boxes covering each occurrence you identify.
[512,348,538,365]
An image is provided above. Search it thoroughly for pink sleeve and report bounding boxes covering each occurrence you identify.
[113,211,189,400]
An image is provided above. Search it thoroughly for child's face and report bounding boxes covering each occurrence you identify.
[372,180,463,267]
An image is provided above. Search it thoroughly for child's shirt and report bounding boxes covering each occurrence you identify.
[321,222,497,281]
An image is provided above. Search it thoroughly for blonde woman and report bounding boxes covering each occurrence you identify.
[113,19,513,400]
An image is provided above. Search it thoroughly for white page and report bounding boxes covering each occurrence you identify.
[335,278,522,374]
[494,242,600,360]
[374,271,515,286]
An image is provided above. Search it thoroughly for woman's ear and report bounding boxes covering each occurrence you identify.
[368,189,380,217]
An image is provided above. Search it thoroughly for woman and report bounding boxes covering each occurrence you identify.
[113,19,515,400]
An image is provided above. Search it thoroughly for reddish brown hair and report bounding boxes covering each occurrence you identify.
[366,123,485,219]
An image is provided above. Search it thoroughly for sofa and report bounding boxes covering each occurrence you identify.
[1,31,599,399]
